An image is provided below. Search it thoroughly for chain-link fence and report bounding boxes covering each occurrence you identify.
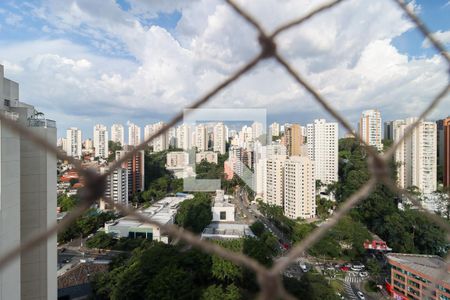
[0,0,449,299]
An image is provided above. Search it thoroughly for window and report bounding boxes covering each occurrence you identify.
[4,99,10,107]
[220,211,226,220]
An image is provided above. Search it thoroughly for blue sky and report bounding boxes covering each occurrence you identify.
[0,0,449,140]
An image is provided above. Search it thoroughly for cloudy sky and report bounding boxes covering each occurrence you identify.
[0,0,449,139]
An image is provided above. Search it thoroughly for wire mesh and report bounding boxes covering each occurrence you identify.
[0,0,449,299]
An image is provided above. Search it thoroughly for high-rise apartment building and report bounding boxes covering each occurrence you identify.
[144,122,167,152]
[307,119,338,185]
[285,123,302,156]
[111,123,124,146]
[213,122,226,155]
[265,155,286,206]
[0,65,57,300]
[284,156,316,219]
[393,118,437,194]
[65,127,82,157]
[359,109,383,151]
[252,122,264,142]
[177,123,192,151]
[270,122,280,137]
[166,126,177,149]
[116,146,145,197]
[195,124,207,152]
[93,124,109,158]
[127,122,141,146]
[437,117,450,187]
[101,167,128,209]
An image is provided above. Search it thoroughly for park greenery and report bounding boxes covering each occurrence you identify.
[108,140,123,162]
[58,209,116,244]
[337,138,447,256]
[175,193,213,233]
[91,226,338,299]
[57,194,79,212]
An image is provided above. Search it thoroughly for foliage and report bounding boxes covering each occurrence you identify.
[250,221,265,237]
[257,201,295,237]
[316,196,334,219]
[338,138,447,256]
[108,141,123,162]
[86,231,115,249]
[58,209,115,244]
[283,273,339,300]
[57,194,78,211]
[211,239,244,283]
[201,284,241,300]
[175,193,212,233]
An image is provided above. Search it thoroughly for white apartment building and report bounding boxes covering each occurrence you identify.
[264,155,286,206]
[111,123,124,146]
[101,167,128,209]
[196,151,218,164]
[93,124,109,159]
[270,122,280,137]
[128,122,141,146]
[252,122,264,142]
[65,127,82,157]
[284,156,316,219]
[176,123,192,151]
[166,151,189,168]
[359,109,383,151]
[213,122,226,154]
[144,122,167,152]
[393,118,437,194]
[0,65,57,300]
[306,119,338,185]
[195,124,207,152]
[166,127,177,149]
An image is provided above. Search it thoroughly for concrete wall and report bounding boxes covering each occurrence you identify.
[20,125,57,300]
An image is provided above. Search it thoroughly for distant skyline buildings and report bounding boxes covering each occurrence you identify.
[93,124,108,159]
[359,109,383,151]
[111,123,125,146]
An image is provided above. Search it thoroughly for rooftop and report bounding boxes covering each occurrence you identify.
[106,194,194,229]
[387,253,450,283]
[201,222,254,240]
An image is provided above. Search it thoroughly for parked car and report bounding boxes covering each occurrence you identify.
[351,262,365,271]
[340,266,350,272]
[356,291,365,300]
[359,271,369,277]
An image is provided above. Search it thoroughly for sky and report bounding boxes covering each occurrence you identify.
[0,0,449,139]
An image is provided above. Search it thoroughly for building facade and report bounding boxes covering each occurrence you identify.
[127,122,141,146]
[213,122,226,155]
[111,123,124,146]
[265,155,286,206]
[306,119,338,185]
[359,109,383,151]
[270,122,280,137]
[176,123,192,151]
[65,127,82,157]
[0,64,57,300]
[195,124,207,152]
[101,167,128,209]
[283,156,316,219]
[93,124,109,159]
[285,123,302,156]
[386,253,450,300]
[196,151,218,164]
[438,117,450,187]
[393,118,437,194]
[116,146,145,197]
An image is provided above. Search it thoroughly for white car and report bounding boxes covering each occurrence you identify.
[357,291,365,300]
[351,263,365,271]
[359,271,369,277]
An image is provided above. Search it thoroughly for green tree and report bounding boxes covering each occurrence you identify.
[249,221,265,237]
[108,141,123,162]
[201,284,241,300]
[175,193,212,233]
[211,239,243,283]
[86,232,115,249]
[57,194,78,211]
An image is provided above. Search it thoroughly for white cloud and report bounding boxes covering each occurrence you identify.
[0,0,448,136]
[422,30,450,48]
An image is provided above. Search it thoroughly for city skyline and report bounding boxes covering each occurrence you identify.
[0,1,449,139]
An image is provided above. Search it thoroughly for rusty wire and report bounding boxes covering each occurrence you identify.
[0,0,449,299]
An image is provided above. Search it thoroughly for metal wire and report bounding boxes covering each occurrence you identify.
[0,0,449,299]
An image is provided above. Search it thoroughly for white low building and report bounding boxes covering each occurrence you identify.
[104,194,194,243]
[211,190,235,222]
[202,190,254,239]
